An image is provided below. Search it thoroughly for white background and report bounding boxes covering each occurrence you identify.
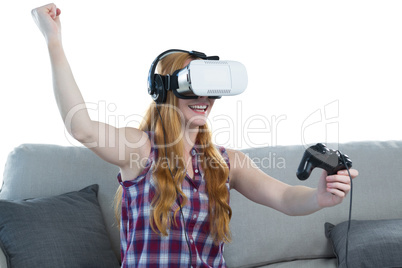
[1,0,402,186]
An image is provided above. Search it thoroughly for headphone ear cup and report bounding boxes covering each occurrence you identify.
[152,74,167,104]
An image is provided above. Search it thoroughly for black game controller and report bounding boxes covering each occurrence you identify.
[296,143,352,180]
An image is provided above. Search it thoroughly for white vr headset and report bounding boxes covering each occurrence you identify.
[147,49,248,104]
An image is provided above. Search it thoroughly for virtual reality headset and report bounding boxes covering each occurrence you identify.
[147,49,248,104]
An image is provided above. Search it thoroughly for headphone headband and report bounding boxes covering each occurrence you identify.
[147,49,219,104]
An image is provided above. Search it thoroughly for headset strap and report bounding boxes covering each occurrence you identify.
[148,49,220,98]
[189,50,219,61]
[161,69,221,100]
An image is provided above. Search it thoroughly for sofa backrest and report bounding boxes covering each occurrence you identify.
[2,141,402,267]
[223,140,402,267]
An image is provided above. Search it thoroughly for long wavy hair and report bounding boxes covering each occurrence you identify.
[114,52,231,244]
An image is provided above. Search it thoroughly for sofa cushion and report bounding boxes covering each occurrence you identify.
[0,184,120,268]
[0,144,121,259]
[325,219,402,268]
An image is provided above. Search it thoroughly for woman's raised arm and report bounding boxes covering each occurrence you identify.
[31,4,149,174]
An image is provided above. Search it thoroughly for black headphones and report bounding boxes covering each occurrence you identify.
[147,49,220,104]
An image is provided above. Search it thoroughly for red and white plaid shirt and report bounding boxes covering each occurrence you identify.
[117,132,230,267]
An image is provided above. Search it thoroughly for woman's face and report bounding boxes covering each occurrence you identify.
[177,95,215,129]
[176,58,216,129]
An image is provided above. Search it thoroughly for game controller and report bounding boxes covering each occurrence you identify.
[296,143,352,180]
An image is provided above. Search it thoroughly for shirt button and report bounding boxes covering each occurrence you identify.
[191,149,196,156]
[193,188,197,193]
[193,214,197,219]
[195,169,199,174]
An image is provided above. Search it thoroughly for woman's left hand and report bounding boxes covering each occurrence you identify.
[316,169,359,208]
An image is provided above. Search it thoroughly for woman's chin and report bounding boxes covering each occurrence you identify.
[186,117,208,129]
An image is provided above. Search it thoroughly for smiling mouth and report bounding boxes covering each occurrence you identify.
[188,105,208,113]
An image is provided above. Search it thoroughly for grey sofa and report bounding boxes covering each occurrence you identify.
[1,141,402,267]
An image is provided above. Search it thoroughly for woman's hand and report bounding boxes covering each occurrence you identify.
[31,3,62,44]
[316,169,359,208]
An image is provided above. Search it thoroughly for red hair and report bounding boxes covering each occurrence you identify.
[114,52,231,244]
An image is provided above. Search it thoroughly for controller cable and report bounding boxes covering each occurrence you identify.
[156,105,193,268]
[340,153,353,268]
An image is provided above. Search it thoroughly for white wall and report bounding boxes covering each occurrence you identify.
[1,0,402,186]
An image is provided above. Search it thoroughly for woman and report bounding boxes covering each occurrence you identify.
[31,3,358,267]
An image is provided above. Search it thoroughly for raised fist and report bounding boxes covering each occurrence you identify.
[31,3,62,44]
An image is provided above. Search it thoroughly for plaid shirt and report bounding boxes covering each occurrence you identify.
[117,132,230,267]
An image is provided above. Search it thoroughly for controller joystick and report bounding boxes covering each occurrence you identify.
[296,143,352,180]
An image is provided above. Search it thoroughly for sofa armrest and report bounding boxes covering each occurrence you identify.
[0,247,7,268]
